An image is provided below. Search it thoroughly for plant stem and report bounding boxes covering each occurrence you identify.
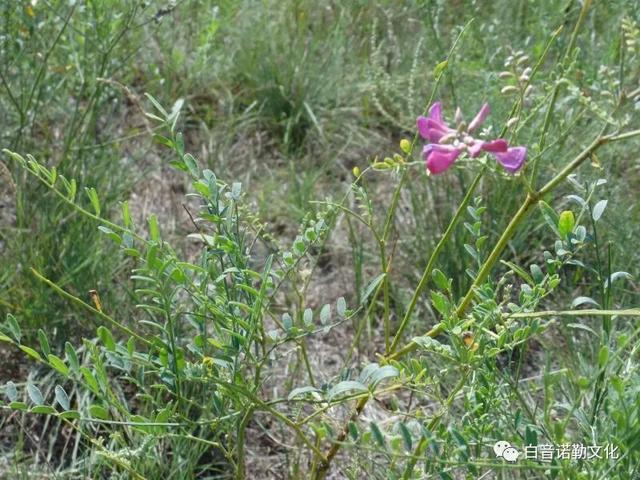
[388,167,485,354]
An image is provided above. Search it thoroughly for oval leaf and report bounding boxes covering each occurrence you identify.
[592,200,608,222]
[54,385,70,410]
[328,381,368,400]
[27,384,44,405]
[5,381,18,402]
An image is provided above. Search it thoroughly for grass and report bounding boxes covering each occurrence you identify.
[1,0,640,478]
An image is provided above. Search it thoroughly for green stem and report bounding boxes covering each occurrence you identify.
[389,167,485,353]
[388,125,640,361]
[401,373,469,478]
[31,268,151,346]
[506,308,640,318]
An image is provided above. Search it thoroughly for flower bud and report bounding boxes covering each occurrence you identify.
[393,153,405,164]
[501,85,519,95]
[454,107,464,125]
[399,138,411,154]
[352,166,361,177]
[506,117,519,128]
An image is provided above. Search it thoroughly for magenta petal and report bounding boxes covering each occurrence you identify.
[424,145,462,174]
[468,142,484,158]
[481,139,508,152]
[428,101,443,123]
[417,117,451,142]
[468,139,508,158]
[492,146,527,173]
[418,102,451,141]
[417,116,429,139]
[468,103,490,132]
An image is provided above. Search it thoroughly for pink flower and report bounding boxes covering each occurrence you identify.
[416,102,527,175]
[492,146,527,173]
[416,102,455,143]
[423,144,463,174]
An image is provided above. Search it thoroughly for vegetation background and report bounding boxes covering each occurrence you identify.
[0,0,639,479]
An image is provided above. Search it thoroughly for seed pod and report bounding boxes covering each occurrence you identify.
[501,85,519,95]
[506,117,519,128]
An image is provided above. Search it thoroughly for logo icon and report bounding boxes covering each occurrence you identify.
[494,441,520,462]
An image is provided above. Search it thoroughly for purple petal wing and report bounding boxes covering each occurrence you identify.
[492,146,527,173]
[428,101,443,122]
[468,103,490,132]
[424,145,462,174]
[468,139,508,158]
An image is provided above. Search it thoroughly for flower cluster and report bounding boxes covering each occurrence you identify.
[417,102,526,175]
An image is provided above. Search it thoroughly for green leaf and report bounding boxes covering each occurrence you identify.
[37,329,50,356]
[88,404,110,420]
[361,273,385,303]
[97,326,116,351]
[98,226,122,244]
[6,313,21,342]
[571,296,600,308]
[148,214,160,241]
[31,405,57,415]
[27,384,44,405]
[81,367,100,394]
[432,269,450,292]
[430,291,449,316]
[65,342,79,371]
[598,346,609,368]
[525,426,537,446]
[592,199,608,221]
[230,182,242,200]
[412,335,453,356]
[282,313,293,331]
[538,201,560,237]
[434,59,448,77]
[183,153,199,177]
[85,187,101,216]
[399,422,413,451]
[121,201,133,228]
[370,422,386,448]
[54,385,70,410]
[348,422,359,440]
[567,323,598,336]
[130,414,154,433]
[145,93,168,117]
[558,210,575,239]
[9,401,28,411]
[19,345,42,361]
[48,354,69,377]
[369,365,399,388]
[529,264,544,284]
[288,386,320,400]
[328,381,368,400]
[4,381,17,402]
[604,271,633,289]
[59,410,81,420]
[303,308,313,327]
[155,407,172,424]
[336,297,347,317]
[320,304,331,325]
[464,244,478,262]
